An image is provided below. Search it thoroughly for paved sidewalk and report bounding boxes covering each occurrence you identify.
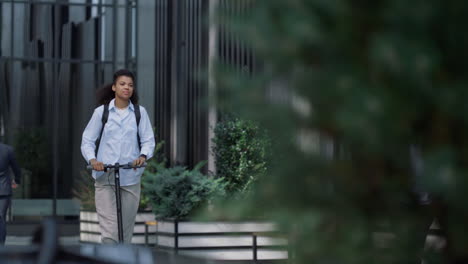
[3,238,273,264]
[5,235,80,246]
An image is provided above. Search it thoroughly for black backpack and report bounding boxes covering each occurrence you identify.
[95,104,141,156]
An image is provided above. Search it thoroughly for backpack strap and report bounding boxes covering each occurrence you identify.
[134,104,142,150]
[95,103,109,156]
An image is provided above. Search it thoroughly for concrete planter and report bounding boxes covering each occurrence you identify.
[80,211,288,261]
[154,219,288,261]
[79,210,157,245]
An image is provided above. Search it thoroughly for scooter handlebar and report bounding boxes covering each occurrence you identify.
[86,162,147,170]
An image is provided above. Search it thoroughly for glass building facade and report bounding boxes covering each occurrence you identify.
[0,0,138,216]
[0,0,252,219]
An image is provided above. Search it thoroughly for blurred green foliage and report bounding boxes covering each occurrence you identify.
[212,114,270,195]
[213,1,468,263]
[13,127,50,197]
[73,170,96,211]
[13,128,48,172]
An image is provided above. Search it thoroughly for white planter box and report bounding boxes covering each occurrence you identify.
[154,219,289,261]
[80,210,156,245]
[80,212,289,260]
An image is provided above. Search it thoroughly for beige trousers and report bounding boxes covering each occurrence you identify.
[94,169,141,244]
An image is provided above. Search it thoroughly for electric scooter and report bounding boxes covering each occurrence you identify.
[87,162,146,243]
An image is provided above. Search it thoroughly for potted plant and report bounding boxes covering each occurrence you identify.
[141,161,226,220]
[140,128,284,260]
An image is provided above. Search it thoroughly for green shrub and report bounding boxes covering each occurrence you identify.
[13,128,49,173]
[139,140,167,210]
[73,170,96,211]
[13,127,50,197]
[142,161,226,220]
[212,115,270,195]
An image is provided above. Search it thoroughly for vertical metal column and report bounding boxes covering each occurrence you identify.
[112,0,117,71]
[186,0,192,166]
[207,0,219,175]
[174,220,179,254]
[97,0,103,85]
[8,0,14,143]
[165,0,172,161]
[125,0,130,69]
[170,0,186,165]
[253,234,258,262]
[52,1,62,217]
[134,0,138,72]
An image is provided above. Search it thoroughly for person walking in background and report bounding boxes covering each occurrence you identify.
[0,143,21,245]
[81,69,155,244]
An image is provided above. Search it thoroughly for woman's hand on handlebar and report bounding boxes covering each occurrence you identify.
[90,159,105,171]
[133,155,146,170]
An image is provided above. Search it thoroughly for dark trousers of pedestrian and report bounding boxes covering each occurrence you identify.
[0,195,11,244]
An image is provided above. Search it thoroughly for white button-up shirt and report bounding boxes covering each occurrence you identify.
[81,99,155,186]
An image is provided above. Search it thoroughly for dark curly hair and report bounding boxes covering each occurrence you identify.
[96,69,139,106]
